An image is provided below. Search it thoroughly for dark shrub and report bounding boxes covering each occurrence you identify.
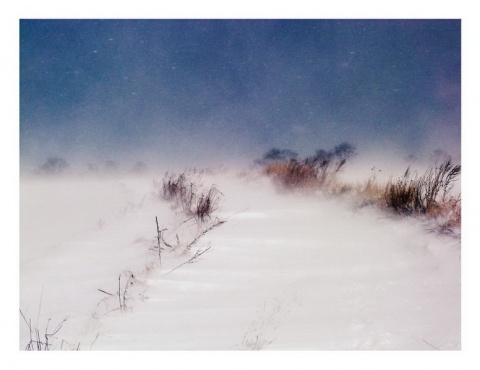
[131,161,148,174]
[256,148,298,166]
[39,157,69,175]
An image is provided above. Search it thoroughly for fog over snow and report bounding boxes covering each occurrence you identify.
[17,18,465,365]
[20,163,460,351]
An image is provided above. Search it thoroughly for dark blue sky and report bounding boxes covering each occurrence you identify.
[20,19,461,168]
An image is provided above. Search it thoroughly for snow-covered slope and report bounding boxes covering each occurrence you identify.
[19,169,460,350]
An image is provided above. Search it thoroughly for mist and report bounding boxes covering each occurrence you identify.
[20,19,460,173]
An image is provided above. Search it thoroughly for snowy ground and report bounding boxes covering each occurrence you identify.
[19,167,460,351]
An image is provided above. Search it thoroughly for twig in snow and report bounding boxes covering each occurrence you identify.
[119,271,135,310]
[90,333,100,350]
[155,217,167,265]
[20,308,70,350]
[37,285,44,329]
[164,245,212,276]
[423,339,441,350]
[98,289,113,296]
[185,220,225,251]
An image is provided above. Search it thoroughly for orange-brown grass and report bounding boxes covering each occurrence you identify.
[355,177,386,205]
[262,156,461,230]
[383,158,460,216]
[425,195,461,232]
[264,158,347,191]
[265,161,318,190]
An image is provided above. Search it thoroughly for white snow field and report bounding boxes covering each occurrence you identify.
[19,167,460,351]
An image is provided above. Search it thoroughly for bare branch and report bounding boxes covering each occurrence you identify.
[165,245,212,276]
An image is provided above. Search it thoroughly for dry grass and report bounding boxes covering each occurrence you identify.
[444,197,461,229]
[358,177,385,201]
[364,158,461,230]
[195,185,222,223]
[259,144,355,192]
[264,158,345,191]
[155,172,223,224]
[383,158,461,216]
[20,310,72,350]
[265,161,318,189]
[161,172,188,201]
[262,155,461,230]
[384,167,423,214]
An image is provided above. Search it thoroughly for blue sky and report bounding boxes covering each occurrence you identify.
[20,19,461,168]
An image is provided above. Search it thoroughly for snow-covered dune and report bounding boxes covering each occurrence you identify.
[19,169,460,350]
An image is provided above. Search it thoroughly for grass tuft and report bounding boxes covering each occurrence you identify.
[260,143,355,192]
[264,157,345,191]
[195,185,222,223]
[383,158,461,216]
[20,309,75,350]
[155,171,223,224]
[265,161,318,189]
[260,150,461,231]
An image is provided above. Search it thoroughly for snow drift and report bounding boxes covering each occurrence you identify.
[19,167,460,350]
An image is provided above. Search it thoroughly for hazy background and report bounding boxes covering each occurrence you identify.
[20,19,461,171]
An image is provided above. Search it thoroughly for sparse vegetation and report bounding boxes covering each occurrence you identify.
[131,161,148,174]
[19,289,79,350]
[86,170,226,333]
[383,158,461,216]
[255,148,298,166]
[93,270,138,320]
[195,185,222,223]
[38,156,69,175]
[160,172,187,201]
[19,309,74,350]
[21,154,459,350]
[349,158,461,232]
[260,142,357,191]
[164,244,213,276]
[376,158,461,233]
[265,160,318,189]
[355,167,385,206]
[155,171,223,224]
[155,216,166,265]
[241,298,293,350]
[258,146,460,231]
[182,219,225,252]
[150,215,225,268]
[118,271,136,312]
